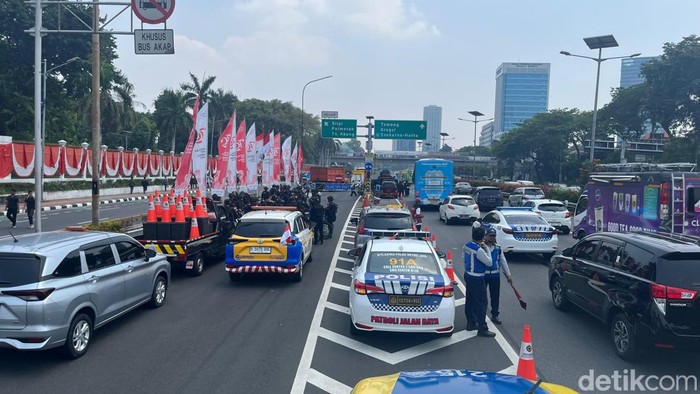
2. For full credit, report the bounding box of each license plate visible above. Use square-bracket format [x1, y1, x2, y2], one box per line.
[389, 295, 421, 307]
[250, 246, 271, 254]
[525, 233, 542, 239]
[549, 221, 561, 226]
[429, 199, 439, 204]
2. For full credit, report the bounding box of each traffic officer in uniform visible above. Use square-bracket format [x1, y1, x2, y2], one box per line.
[463, 226, 496, 337]
[483, 227, 512, 325]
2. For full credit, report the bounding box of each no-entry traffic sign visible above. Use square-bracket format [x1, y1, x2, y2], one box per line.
[131, 0, 176, 24]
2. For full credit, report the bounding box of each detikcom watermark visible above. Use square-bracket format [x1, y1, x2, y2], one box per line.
[579, 369, 697, 392]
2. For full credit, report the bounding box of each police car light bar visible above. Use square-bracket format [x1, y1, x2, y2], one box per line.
[495, 207, 533, 211]
[367, 230, 431, 239]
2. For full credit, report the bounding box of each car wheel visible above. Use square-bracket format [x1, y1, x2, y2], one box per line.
[611, 313, 639, 361]
[148, 275, 167, 308]
[64, 313, 93, 359]
[576, 229, 587, 240]
[190, 254, 204, 277]
[562, 228, 571, 235]
[292, 262, 303, 282]
[551, 276, 571, 311]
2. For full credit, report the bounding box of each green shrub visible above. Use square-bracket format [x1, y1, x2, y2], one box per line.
[87, 220, 126, 233]
[546, 188, 581, 203]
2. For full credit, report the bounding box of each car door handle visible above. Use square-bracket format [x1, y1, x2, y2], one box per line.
[88, 275, 100, 283]
[125, 265, 135, 273]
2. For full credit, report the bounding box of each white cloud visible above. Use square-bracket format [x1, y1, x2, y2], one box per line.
[343, 0, 440, 39]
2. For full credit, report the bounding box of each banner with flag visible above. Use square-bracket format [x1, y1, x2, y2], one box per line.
[192, 102, 209, 195]
[245, 123, 257, 192]
[225, 112, 238, 193]
[211, 111, 235, 196]
[273, 133, 281, 183]
[235, 119, 246, 191]
[282, 136, 292, 185]
[297, 145, 304, 184]
[174, 95, 200, 196]
[291, 143, 298, 185]
[262, 131, 273, 187]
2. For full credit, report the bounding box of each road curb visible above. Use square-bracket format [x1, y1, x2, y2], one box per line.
[29, 195, 148, 213]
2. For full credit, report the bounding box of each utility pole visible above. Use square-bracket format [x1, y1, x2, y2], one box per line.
[32, 0, 43, 232]
[91, 1, 101, 226]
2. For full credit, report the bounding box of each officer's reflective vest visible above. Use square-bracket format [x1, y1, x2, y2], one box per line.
[463, 241, 487, 277]
[485, 245, 502, 277]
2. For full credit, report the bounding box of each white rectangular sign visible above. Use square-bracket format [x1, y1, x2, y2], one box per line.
[321, 111, 338, 119]
[134, 29, 174, 55]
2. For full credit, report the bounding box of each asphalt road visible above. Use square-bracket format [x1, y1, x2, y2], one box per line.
[1, 193, 699, 393]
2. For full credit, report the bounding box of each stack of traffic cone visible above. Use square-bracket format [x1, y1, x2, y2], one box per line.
[183, 195, 191, 218]
[516, 325, 537, 381]
[174, 196, 186, 223]
[445, 251, 457, 285]
[195, 192, 207, 219]
[146, 194, 157, 222]
[154, 190, 162, 219]
[169, 194, 177, 218]
[188, 209, 200, 239]
[161, 197, 172, 222]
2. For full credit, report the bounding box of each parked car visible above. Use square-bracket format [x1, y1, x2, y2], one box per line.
[473, 186, 503, 212]
[474, 207, 558, 260]
[549, 232, 700, 360]
[439, 195, 479, 225]
[523, 199, 571, 234]
[508, 187, 545, 207]
[379, 181, 399, 199]
[453, 182, 473, 195]
[350, 204, 415, 249]
[0, 228, 170, 358]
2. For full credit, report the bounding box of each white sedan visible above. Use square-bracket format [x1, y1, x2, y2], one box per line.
[439, 195, 480, 225]
[475, 207, 558, 261]
[348, 237, 455, 336]
[522, 199, 571, 234]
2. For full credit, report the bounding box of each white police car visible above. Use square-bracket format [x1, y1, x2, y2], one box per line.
[474, 207, 558, 260]
[348, 235, 455, 336]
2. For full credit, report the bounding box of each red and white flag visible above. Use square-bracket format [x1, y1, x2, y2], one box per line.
[174, 95, 200, 196]
[273, 133, 281, 183]
[279, 223, 293, 246]
[245, 123, 257, 192]
[297, 145, 304, 183]
[291, 143, 298, 185]
[262, 131, 273, 187]
[211, 111, 235, 196]
[192, 102, 209, 196]
[235, 119, 246, 191]
[282, 136, 292, 185]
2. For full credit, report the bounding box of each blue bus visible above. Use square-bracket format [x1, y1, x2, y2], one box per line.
[413, 159, 454, 208]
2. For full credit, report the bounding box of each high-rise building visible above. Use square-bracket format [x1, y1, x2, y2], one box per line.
[493, 63, 550, 141]
[392, 139, 416, 151]
[422, 105, 442, 152]
[479, 121, 494, 147]
[620, 56, 658, 88]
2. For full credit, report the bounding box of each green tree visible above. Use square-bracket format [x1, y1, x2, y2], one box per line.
[598, 84, 649, 141]
[153, 89, 191, 152]
[439, 144, 453, 153]
[180, 72, 217, 107]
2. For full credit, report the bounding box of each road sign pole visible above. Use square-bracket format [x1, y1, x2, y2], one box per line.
[366, 116, 374, 195]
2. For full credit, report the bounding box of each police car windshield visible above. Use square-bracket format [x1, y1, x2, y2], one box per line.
[234, 221, 287, 238]
[504, 215, 549, 225]
[367, 251, 440, 275]
[363, 214, 413, 230]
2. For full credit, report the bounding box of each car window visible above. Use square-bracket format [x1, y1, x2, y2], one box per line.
[538, 203, 566, 212]
[523, 201, 535, 208]
[83, 244, 117, 271]
[524, 188, 544, 195]
[54, 250, 83, 278]
[503, 215, 548, 225]
[575, 196, 588, 216]
[573, 239, 599, 260]
[479, 189, 501, 197]
[367, 251, 440, 275]
[0, 253, 43, 287]
[451, 197, 474, 206]
[295, 217, 305, 232]
[363, 213, 413, 230]
[115, 241, 146, 263]
[618, 243, 656, 280]
[594, 241, 622, 267]
[234, 221, 286, 237]
[483, 213, 500, 224]
[442, 198, 450, 204]
[658, 252, 700, 288]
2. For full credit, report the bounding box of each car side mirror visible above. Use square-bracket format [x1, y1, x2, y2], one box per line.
[350, 218, 358, 225]
[145, 248, 157, 260]
[436, 251, 446, 258]
[347, 249, 358, 257]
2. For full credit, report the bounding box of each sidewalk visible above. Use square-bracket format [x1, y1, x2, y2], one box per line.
[10, 192, 150, 214]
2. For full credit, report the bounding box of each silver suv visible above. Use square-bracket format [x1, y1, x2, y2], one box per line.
[350, 205, 415, 249]
[0, 229, 170, 358]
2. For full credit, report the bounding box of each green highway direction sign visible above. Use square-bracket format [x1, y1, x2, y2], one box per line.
[374, 120, 427, 139]
[322, 119, 357, 138]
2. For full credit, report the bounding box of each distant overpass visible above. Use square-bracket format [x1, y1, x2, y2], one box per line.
[329, 151, 498, 173]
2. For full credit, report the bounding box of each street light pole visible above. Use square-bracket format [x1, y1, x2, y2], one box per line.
[560, 34, 640, 162]
[458, 112, 493, 177]
[301, 75, 333, 143]
[122, 130, 132, 151]
[32, 0, 43, 232]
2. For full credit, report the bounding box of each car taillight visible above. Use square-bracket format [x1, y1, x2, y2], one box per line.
[353, 279, 385, 295]
[426, 285, 454, 297]
[650, 283, 698, 315]
[2, 288, 55, 301]
[447, 204, 455, 210]
[565, 211, 571, 218]
[502, 227, 513, 234]
[523, 196, 529, 200]
[535, 210, 542, 215]
[474, 205, 479, 210]
[358, 222, 366, 235]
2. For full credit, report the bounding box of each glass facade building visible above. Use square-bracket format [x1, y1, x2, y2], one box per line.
[422, 105, 442, 152]
[493, 63, 550, 141]
[620, 56, 657, 88]
[479, 121, 494, 147]
[392, 139, 416, 151]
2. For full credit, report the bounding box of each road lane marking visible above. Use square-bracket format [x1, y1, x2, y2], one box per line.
[307, 369, 352, 394]
[330, 282, 350, 292]
[336, 257, 354, 263]
[325, 302, 350, 315]
[341, 240, 353, 245]
[78, 220, 91, 225]
[334, 267, 353, 275]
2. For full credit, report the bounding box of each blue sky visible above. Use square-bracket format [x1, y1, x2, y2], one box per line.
[113, 0, 700, 150]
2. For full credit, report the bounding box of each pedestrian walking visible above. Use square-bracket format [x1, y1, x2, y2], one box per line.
[325, 195, 338, 238]
[4, 190, 19, 228]
[310, 198, 325, 245]
[483, 227, 512, 325]
[141, 177, 149, 193]
[25, 190, 36, 229]
[128, 176, 135, 194]
[350, 182, 358, 197]
[162, 177, 169, 191]
[463, 226, 496, 337]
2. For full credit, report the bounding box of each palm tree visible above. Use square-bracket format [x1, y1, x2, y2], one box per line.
[153, 89, 191, 152]
[207, 88, 239, 153]
[180, 72, 217, 108]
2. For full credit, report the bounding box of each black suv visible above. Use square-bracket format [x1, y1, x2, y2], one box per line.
[549, 232, 700, 360]
[473, 186, 503, 211]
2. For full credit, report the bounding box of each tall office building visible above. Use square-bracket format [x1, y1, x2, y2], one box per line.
[620, 56, 658, 88]
[422, 105, 442, 152]
[479, 121, 494, 147]
[392, 139, 416, 151]
[493, 63, 550, 141]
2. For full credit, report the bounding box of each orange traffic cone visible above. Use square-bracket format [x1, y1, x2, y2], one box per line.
[154, 192, 162, 219]
[195, 194, 207, 219]
[146, 194, 157, 223]
[188, 209, 200, 239]
[432, 233, 437, 249]
[424, 225, 429, 233]
[174, 196, 185, 223]
[169, 195, 177, 218]
[516, 325, 537, 381]
[445, 250, 457, 285]
[183, 195, 191, 218]
[161, 196, 172, 222]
